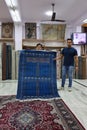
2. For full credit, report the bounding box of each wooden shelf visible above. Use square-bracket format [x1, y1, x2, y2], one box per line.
[22, 39, 66, 50]
[0, 38, 14, 42]
[22, 39, 65, 43]
[23, 45, 65, 50]
[22, 39, 44, 43]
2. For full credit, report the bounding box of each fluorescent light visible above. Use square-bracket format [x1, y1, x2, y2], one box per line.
[15, 10, 21, 22]
[4, 0, 21, 22]
[10, 9, 21, 22]
[83, 19, 87, 23]
[4, 0, 17, 7]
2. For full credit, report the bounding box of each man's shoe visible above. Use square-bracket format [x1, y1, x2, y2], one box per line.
[68, 87, 72, 92]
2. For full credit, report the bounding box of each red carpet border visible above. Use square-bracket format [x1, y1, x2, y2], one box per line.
[0, 95, 86, 130]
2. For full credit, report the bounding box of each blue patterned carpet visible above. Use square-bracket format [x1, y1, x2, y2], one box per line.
[16, 50, 59, 99]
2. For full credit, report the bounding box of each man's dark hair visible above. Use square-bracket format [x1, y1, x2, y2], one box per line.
[36, 43, 43, 47]
[67, 38, 73, 41]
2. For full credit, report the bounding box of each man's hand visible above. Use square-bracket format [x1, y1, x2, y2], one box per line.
[53, 57, 58, 60]
[53, 54, 63, 61]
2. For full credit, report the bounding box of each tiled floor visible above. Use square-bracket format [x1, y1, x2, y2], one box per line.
[58, 79, 87, 130]
[0, 79, 87, 129]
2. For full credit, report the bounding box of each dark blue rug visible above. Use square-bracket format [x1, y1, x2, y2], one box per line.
[16, 50, 59, 99]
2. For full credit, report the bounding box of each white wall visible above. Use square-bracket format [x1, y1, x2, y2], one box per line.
[65, 25, 76, 39]
[15, 23, 22, 50]
[65, 25, 82, 39]
[0, 22, 1, 38]
[36, 22, 42, 39]
[76, 26, 82, 32]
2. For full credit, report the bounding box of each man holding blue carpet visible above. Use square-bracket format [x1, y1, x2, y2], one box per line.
[54, 38, 78, 91]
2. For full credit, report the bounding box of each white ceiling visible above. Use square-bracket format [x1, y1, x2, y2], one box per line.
[0, 0, 87, 26]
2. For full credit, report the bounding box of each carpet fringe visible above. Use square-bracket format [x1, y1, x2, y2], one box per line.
[16, 97, 61, 102]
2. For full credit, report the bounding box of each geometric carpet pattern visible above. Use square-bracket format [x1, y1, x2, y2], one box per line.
[0, 95, 86, 130]
[16, 50, 59, 99]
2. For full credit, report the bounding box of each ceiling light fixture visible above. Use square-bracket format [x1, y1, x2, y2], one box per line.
[4, 0, 21, 22]
[83, 19, 87, 23]
[4, 0, 17, 8]
[45, 11, 52, 16]
[10, 9, 21, 22]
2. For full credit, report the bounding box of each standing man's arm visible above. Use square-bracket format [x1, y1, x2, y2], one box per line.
[74, 55, 78, 72]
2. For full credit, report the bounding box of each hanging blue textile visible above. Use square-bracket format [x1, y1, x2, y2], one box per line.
[16, 50, 59, 99]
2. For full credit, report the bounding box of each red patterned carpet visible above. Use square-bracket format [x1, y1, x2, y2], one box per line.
[0, 95, 86, 130]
